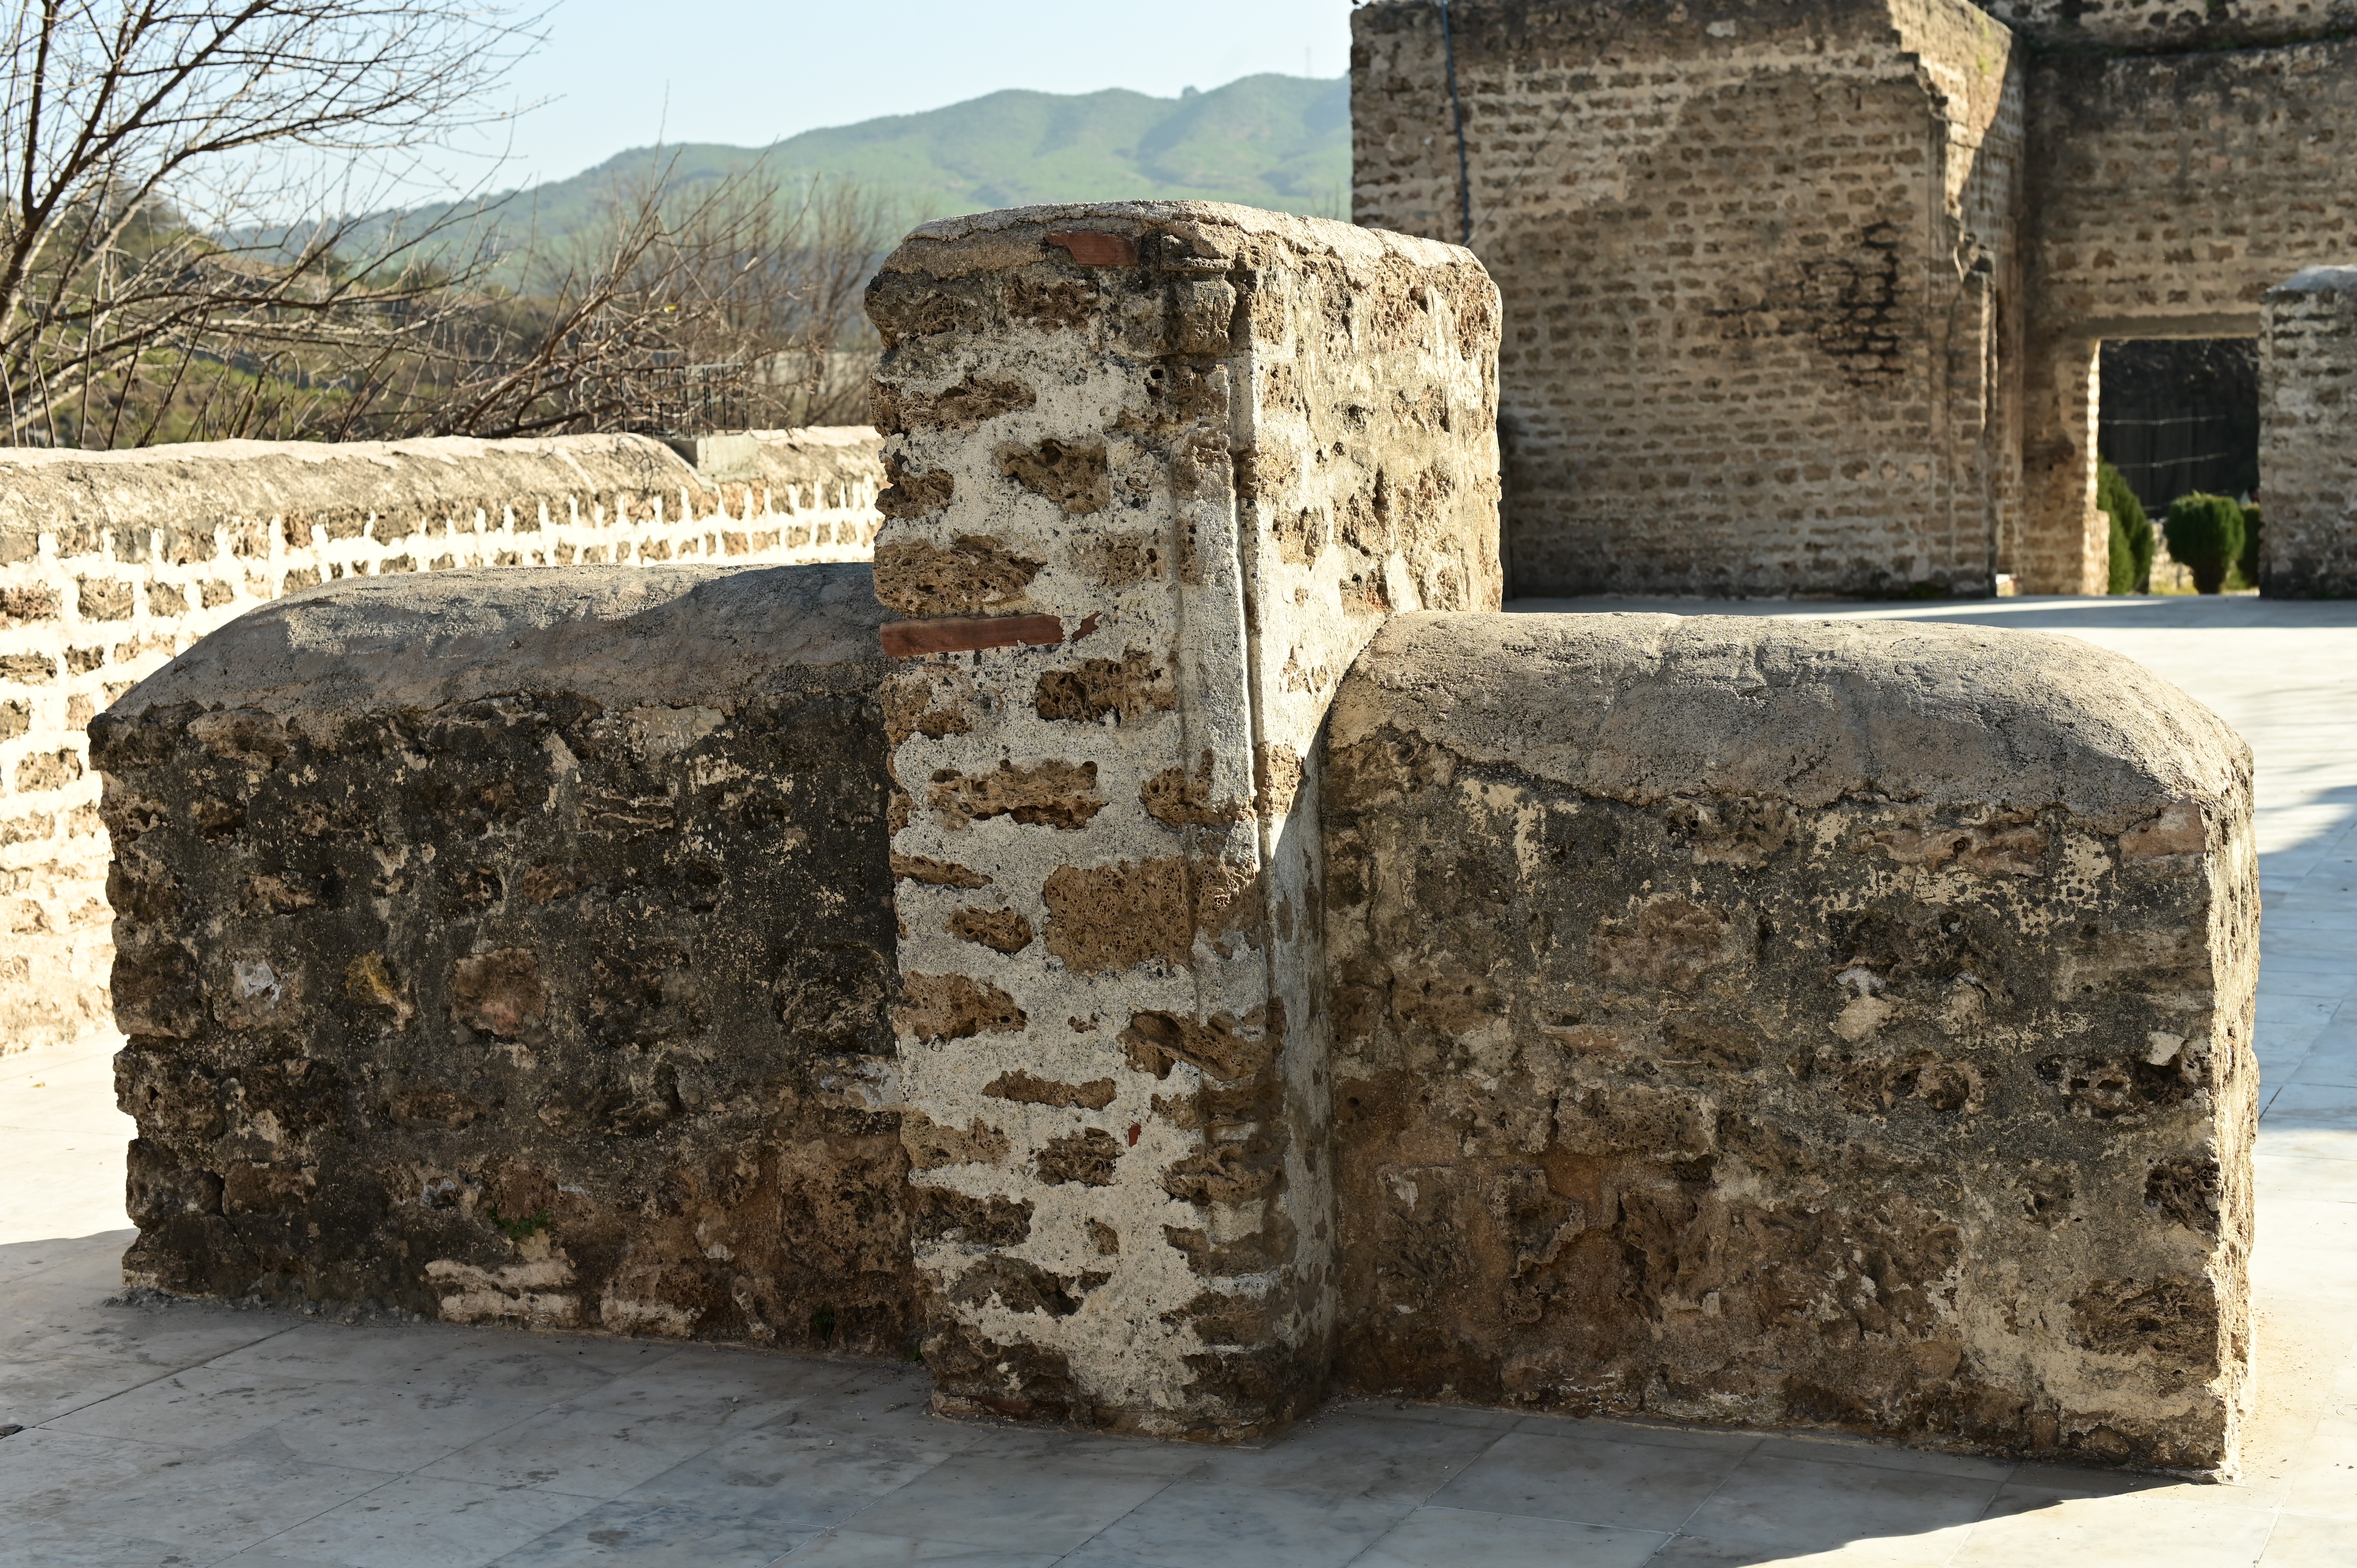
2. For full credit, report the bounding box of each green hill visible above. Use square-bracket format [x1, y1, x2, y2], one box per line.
[424, 73, 1349, 254]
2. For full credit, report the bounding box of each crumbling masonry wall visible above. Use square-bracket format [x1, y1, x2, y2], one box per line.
[2261, 268, 2357, 598]
[1352, 0, 2025, 597]
[101, 199, 2264, 1470]
[866, 201, 1498, 1437]
[2, 429, 883, 1056]
[1350, 1, 2357, 597]
[1322, 613, 2257, 1469]
[92, 565, 913, 1347]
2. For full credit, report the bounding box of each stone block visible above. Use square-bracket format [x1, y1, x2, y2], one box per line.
[90, 564, 913, 1349]
[1322, 612, 2257, 1471]
[867, 200, 1499, 1437]
[2261, 267, 2357, 599]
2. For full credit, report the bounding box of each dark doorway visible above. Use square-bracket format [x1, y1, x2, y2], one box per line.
[2097, 339, 2260, 514]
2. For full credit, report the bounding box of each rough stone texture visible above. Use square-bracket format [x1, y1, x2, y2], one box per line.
[1322, 612, 2258, 1470]
[868, 200, 1499, 1439]
[1351, 2, 2357, 598]
[2261, 268, 2357, 599]
[0, 429, 883, 1058]
[89, 564, 915, 1351]
[1353, 0, 2025, 598]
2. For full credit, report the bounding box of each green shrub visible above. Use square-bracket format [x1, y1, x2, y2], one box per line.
[2107, 508, 2136, 595]
[2097, 460, 2152, 594]
[2164, 492, 2246, 595]
[2233, 503, 2263, 590]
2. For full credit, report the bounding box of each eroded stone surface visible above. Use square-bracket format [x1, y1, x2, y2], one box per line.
[91, 564, 914, 1351]
[1321, 612, 2258, 1471]
[869, 200, 1499, 1438]
[2261, 269, 2357, 599]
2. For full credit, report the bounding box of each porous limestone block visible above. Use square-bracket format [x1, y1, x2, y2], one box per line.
[2261, 267, 2357, 599]
[1323, 613, 2257, 1471]
[865, 201, 1500, 1438]
[91, 564, 913, 1350]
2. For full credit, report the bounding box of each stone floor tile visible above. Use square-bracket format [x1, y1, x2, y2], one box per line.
[814, 1453, 1173, 1554]
[616, 1421, 952, 1530]
[1947, 1484, 2279, 1565]
[1746, 1434, 2014, 1481]
[209, 1320, 677, 1394]
[2275, 1416, 2357, 1522]
[1677, 1453, 2000, 1554]
[1512, 1413, 1766, 1457]
[0, 1285, 297, 1368]
[0, 1427, 195, 1522]
[487, 1500, 818, 1567]
[41, 1364, 340, 1450]
[0, 1515, 212, 1568]
[0, 1351, 180, 1429]
[412, 1373, 801, 1499]
[1421, 1427, 1747, 1532]
[1332, 1396, 1525, 1431]
[1348, 1505, 1668, 1568]
[0, 1230, 127, 1290]
[2269, 1084, 2357, 1127]
[771, 1531, 1060, 1566]
[1054, 1477, 1413, 1567]
[254, 1474, 608, 1568]
[2259, 1510, 2357, 1565]
[1190, 1409, 1503, 1502]
[34, 1444, 397, 1558]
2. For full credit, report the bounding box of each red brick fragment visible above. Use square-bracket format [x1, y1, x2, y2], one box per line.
[882, 614, 1065, 657]
[1046, 231, 1138, 267]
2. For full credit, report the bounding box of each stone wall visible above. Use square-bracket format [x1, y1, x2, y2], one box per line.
[1350, 1, 2357, 597]
[0, 429, 883, 1056]
[90, 565, 912, 1348]
[1352, 0, 2025, 598]
[2261, 268, 2357, 598]
[2017, 40, 2357, 593]
[865, 200, 1498, 1438]
[1322, 611, 2257, 1469]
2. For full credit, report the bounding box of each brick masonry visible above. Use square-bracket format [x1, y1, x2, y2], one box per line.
[1351, 1, 2357, 598]
[0, 429, 883, 1057]
[2261, 268, 2357, 598]
[865, 200, 1498, 1438]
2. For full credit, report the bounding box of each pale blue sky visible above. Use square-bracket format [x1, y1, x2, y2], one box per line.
[477, 0, 1360, 186]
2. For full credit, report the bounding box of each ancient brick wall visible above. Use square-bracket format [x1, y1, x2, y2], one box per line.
[2260, 268, 2357, 597]
[1352, 0, 2024, 598]
[1322, 612, 2258, 1469]
[91, 564, 912, 1347]
[865, 201, 1498, 1438]
[0, 429, 882, 1057]
[1977, 0, 2357, 49]
[2015, 41, 2357, 593]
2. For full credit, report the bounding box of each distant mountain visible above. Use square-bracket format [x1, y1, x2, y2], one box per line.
[406, 73, 1350, 259]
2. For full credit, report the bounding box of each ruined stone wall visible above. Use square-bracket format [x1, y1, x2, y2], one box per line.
[1975, 0, 2357, 49]
[1, 429, 882, 1056]
[1351, 0, 2024, 598]
[90, 564, 912, 1348]
[2015, 41, 2357, 593]
[866, 201, 1498, 1438]
[2260, 268, 2357, 598]
[1322, 612, 2258, 1469]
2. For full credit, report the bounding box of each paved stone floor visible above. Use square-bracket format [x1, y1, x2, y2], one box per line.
[3, 593, 2354, 1567]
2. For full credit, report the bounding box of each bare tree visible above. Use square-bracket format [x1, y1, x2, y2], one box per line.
[373, 160, 894, 441]
[0, 0, 534, 447]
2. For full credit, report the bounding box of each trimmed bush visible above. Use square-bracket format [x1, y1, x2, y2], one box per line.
[2164, 493, 2246, 595]
[2235, 503, 2263, 591]
[2098, 460, 2152, 594]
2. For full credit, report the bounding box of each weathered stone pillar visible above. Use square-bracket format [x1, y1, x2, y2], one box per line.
[866, 202, 1499, 1438]
[2260, 267, 2357, 598]
[2015, 334, 2105, 595]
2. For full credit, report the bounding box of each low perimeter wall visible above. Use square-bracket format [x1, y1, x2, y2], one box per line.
[93, 200, 2261, 1471]
[1, 428, 884, 1055]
